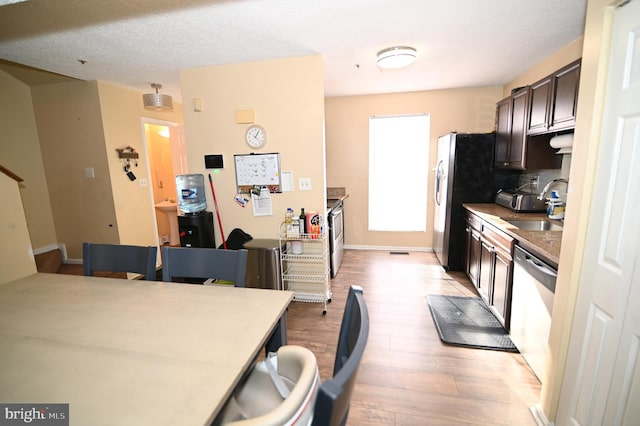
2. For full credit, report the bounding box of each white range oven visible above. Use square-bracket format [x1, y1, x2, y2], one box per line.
[327, 199, 344, 278]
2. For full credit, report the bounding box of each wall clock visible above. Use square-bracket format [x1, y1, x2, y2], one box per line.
[245, 124, 267, 149]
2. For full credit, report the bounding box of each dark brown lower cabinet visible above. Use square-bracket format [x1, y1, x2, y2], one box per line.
[464, 210, 514, 329]
[479, 237, 493, 304]
[464, 212, 482, 289]
[491, 246, 513, 328]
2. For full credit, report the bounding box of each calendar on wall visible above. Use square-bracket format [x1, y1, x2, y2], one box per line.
[234, 153, 282, 193]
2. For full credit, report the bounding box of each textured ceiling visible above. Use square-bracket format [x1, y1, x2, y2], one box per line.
[0, 0, 587, 102]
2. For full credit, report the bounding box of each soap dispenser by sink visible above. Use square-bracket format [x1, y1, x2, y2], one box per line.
[546, 190, 565, 220]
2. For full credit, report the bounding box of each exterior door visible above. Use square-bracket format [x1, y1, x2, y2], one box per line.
[557, 1, 640, 424]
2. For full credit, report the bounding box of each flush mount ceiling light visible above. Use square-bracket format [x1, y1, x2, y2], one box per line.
[0, 0, 29, 6]
[143, 83, 173, 111]
[376, 46, 417, 70]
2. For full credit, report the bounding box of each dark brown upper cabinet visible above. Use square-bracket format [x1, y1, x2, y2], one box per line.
[527, 59, 581, 135]
[495, 97, 511, 168]
[495, 87, 529, 170]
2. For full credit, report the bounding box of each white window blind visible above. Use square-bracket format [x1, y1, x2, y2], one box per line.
[368, 114, 430, 232]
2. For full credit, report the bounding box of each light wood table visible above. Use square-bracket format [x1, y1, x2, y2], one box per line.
[0, 273, 292, 425]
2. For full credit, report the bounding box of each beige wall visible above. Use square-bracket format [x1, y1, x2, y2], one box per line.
[0, 70, 57, 250]
[96, 81, 184, 248]
[28, 80, 184, 259]
[31, 80, 119, 259]
[0, 171, 37, 283]
[180, 56, 326, 241]
[504, 38, 584, 97]
[325, 87, 502, 249]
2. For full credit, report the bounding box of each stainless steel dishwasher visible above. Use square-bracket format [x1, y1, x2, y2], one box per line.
[510, 245, 557, 382]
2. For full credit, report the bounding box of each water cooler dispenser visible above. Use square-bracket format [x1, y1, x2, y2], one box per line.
[178, 212, 215, 248]
[176, 174, 215, 248]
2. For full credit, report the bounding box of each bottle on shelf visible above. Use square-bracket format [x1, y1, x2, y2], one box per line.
[299, 208, 306, 236]
[285, 208, 300, 238]
[291, 215, 300, 238]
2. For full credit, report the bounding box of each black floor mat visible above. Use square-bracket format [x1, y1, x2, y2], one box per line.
[426, 295, 518, 352]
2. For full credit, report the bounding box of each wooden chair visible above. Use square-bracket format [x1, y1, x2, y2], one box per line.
[160, 246, 248, 287]
[82, 242, 157, 281]
[311, 285, 369, 426]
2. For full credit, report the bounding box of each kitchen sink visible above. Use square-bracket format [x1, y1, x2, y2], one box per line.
[505, 219, 563, 232]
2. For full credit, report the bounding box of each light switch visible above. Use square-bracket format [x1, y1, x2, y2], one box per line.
[84, 167, 95, 178]
[139, 178, 148, 187]
[299, 177, 312, 191]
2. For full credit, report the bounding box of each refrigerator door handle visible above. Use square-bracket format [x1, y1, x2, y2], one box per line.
[434, 159, 444, 205]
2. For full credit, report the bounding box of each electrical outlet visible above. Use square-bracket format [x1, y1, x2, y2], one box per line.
[530, 176, 539, 189]
[139, 178, 148, 187]
[299, 177, 312, 191]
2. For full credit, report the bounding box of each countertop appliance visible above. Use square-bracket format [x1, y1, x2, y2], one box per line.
[433, 133, 496, 270]
[327, 199, 344, 278]
[495, 190, 546, 212]
[510, 245, 557, 382]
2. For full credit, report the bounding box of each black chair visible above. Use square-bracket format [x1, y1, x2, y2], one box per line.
[312, 285, 369, 426]
[161, 246, 248, 287]
[82, 242, 157, 281]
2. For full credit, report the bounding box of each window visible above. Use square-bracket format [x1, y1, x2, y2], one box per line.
[368, 114, 430, 232]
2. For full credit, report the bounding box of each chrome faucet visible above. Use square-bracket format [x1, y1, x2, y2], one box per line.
[538, 178, 569, 200]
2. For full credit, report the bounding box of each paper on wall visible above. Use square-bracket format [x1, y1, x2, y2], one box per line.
[251, 187, 272, 216]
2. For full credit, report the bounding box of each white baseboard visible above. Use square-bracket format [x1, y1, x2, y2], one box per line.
[32, 243, 68, 262]
[343, 244, 434, 253]
[32, 244, 61, 255]
[530, 404, 554, 426]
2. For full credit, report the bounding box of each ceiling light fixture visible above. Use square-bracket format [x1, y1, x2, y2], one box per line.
[143, 83, 173, 111]
[376, 46, 417, 70]
[0, 0, 29, 6]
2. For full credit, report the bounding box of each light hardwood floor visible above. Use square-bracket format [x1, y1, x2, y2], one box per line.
[286, 249, 541, 426]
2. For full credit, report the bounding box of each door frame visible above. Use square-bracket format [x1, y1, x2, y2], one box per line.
[140, 117, 180, 254]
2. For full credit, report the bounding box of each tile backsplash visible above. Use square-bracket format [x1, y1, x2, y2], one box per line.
[492, 153, 571, 201]
[519, 154, 571, 199]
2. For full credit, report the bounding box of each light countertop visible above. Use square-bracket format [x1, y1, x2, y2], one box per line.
[0, 273, 292, 425]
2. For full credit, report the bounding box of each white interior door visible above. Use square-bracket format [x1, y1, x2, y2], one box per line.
[557, 1, 640, 424]
[170, 126, 188, 176]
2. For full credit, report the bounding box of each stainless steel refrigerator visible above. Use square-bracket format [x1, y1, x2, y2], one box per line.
[433, 132, 496, 270]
